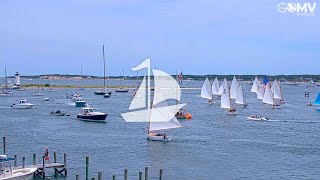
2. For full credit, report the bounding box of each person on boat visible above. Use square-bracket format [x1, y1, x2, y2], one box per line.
[44, 148, 50, 163]
[163, 133, 167, 140]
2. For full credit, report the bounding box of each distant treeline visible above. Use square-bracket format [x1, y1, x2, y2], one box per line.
[9, 74, 320, 82]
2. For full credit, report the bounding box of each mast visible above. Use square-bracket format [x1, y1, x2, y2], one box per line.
[103, 45, 106, 93]
[4, 66, 7, 92]
[80, 64, 83, 88]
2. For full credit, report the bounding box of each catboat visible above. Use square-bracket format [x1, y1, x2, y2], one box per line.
[77, 107, 107, 122]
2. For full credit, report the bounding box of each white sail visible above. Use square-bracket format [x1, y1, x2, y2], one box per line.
[152, 69, 181, 106]
[235, 85, 244, 105]
[272, 79, 282, 100]
[230, 76, 239, 99]
[257, 84, 264, 100]
[220, 82, 231, 109]
[129, 76, 146, 110]
[251, 76, 259, 93]
[201, 78, 212, 100]
[212, 77, 219, 95]
[263, 85, 274, 105]
[218, 78, 228, 95]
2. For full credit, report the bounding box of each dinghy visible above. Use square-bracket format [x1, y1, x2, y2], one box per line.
[220, 78, 237, 115]
[230, 76, 239, 99]
[272, 79, 285, 104]
[235, 85, 248, 108]
[201, 78, 213, 103]
[246, 115, 268, 121]
[211, 77, 220, 96]
[263, 84, 281, 109]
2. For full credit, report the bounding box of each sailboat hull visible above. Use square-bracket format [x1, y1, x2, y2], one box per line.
[94, 91, 112, 95]
[115, 89, 129, 92]
[147, 133, 172, 142]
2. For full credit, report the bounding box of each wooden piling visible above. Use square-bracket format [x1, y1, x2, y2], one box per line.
[13, 155, 17, 167]
[76, 175, 79, 180]
[2, 137, 6, 154]
[86, 156, 89, 180]
[124, 169, 128, 180]
[33, 154, 36, 165]
[159, 169, 163, 180]
[145, 167, 148, 180]
[42, 156, 46, 179]
[139, 172, 143, 180]
[112, 175, 116, 180]
[92, 178, 95, 180]
[97, 172, 102, 180]
[22, 157, 25, 168]
[64, 153, 67, 176]
[54, 152, 57, 163]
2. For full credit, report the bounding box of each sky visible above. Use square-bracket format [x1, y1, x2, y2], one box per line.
[0, 0, 319, 76]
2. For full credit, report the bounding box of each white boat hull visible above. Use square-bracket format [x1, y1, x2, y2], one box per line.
[147, 133, 172, 142]
[247, 117, 268, 121]
[11, 104, 33, 109]
[1, 167, 37, 180]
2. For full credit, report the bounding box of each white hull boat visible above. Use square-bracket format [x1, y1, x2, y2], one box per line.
[247, 116, 268, 121]
[1, 155, 37, 180]
[11, 100, 34, 109]
[147, 133, 171, 142]
[1, 167, 37, 180]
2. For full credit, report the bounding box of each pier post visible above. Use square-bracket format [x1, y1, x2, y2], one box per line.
[2, 137, 6, 154]
[92, 178, 95, 180]
[42, 156, 46, 179]
[86, 156, 89, 180]
[64, 153, 67, 176]
[54, 152, 57, 163]
[97, 172, 102, 180]
[22, 157, 25, 168]
[159, 169, 163, 180]
[33, 154, 37, 165]
[76, 175, 79, 180]
[139, 172, 142, 180]
[124, 169, 128, 180]
[13, 155, 17, 167]
[112, 175, 116, 180]
[145, 167, 148, 180]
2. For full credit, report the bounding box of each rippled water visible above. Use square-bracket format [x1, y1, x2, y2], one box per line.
[0, 80, 319, 179]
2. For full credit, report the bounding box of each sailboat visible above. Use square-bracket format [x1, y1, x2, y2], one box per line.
[33, 78, 43, 96]
[48, 78, 53, 92]
[256, 84, 264, 100]
[115, 68, 129, 92]
[200, 77, 213, 103]
[212, 77, 220, 96]
[220, 78, 237, 115]
[78, 64, 85, 90]
[0, 67, 13, 97]
[272, 79, 285, 103]
[314, 93, 320, 108]
[235, 85, 248, 108]
[121, 59, 185, 142]
[94, 45, 112, 97]
[251, 76, 260, 93]
[263, 84, 281, 109]
[230, 76, 239, 99]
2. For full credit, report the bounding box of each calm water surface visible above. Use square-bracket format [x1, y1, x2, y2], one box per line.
[0, 80, 319, 179]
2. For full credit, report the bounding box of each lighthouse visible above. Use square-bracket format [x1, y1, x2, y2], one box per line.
[14, 72, 21, 86]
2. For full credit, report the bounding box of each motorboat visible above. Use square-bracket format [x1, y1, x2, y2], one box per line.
[226, 108, 238, 116]
[175, 109, 192, 120]
[77, 107, 107, 122]
[42, 97, 50, 101]
[247, 115, 268, 121]
[11, 99, 34, 109]
[75, 99, 87, 107]
[0, 155, 37, 180]
[115, 88, 129, 93]
[50, 110, 67, 116]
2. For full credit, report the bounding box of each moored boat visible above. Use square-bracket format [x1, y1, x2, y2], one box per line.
[50, 110, 67, 116]
[75, 99, 87, 107]
[0, 155, 37, 180]
[77, 107, 107, 122]
[246, 115, 268, 121]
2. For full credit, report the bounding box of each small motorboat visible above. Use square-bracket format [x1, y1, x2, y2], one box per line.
[43, 97, 50, 101]
[115, 88, 129, 93]
[175, 109, 192, 120]
[75, 99, 87, 107]
[33, 92, 43, 96]
[50, 110, 67, 116]
[77, 107, 108, 122]
[11, 99, 34, 109]
[226, 108, 238, 116]
[247, 115, 268, 121]
[0, 155, 37, 180]
[94, 89, 112, 95]
[147, 133, 171, 142]
[103, 93, 111, 98]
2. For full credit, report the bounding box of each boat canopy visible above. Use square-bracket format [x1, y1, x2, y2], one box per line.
[0, 155, 15, 163]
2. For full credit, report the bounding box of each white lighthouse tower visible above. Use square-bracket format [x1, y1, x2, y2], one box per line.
[14, 72, 21, 87]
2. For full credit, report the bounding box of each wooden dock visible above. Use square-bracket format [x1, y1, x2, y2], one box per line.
[33, 153, 67, 178]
